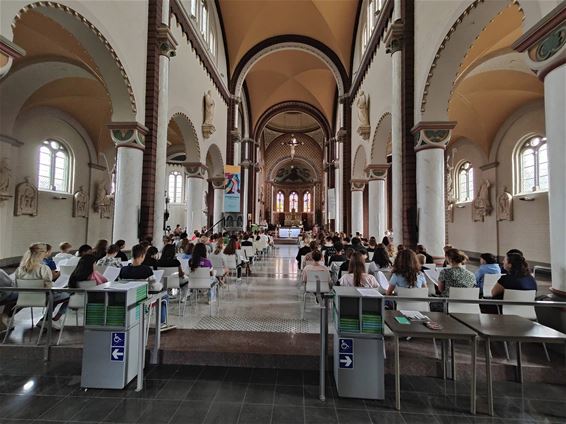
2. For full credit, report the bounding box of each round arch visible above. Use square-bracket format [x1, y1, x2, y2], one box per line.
[268, 157, 321, 183]
[419, 0, 523, 121]
[206, 143, 224, 178]
[371, 112, 392, 164]
[230, 35, 349, 100]
[169, 112, 200, 162]
[254, 101, 331, 141]
[13, 2, 138, 121]
[352, 145, 368, 179]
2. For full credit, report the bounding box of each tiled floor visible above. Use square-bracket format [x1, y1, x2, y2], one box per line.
[0, 360, 564, 424]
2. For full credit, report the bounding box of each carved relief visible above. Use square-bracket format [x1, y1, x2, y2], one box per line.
[73, 186, 89, 218]
[497, 187, 513, 221]
[356, 91, 370, 140]
[14, 177, 38, 216]
[202, 90, 216, 138]
[0, 157, 12, 202]
[472, 179, 492, 222]
[94, 182, 113, 219]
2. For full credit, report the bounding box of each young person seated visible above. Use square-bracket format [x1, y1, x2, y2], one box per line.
[500, 248, 523, 275]
[97, 244, 124, 268]
[475, 253, 501, 296]
[372, 245, 392, 270]
[62, 244, 92, 267]
[142, 246, 159, 269]
[327, 242, 346, 266]
[386, 249, 427, 295]
[119, 244, 156, 282]
[303, 241, 320, 266]
[69, 254, 108, 287]
[92, 239, 109, 261]
[16, 243, 69, 330]
[42, 244, 60, 280]
[296, 242, 313, 269]
[441, 244, 454, 267]
[338, 247, 355, 279]
[366, 237, 378, 254]
[438, 249, 475, 296]
[491, 253, 536, 299]
[339, 252, 379, 288]
[157, 244, 184, 278]
[415, 245, 434, 264]
[188, 243, 216, 302]
[53, 242, 74, 265]
[0, 269, 17, 331]
[114, 239, 129, 262]
[416, 253, 431, 272]
[301, 250, 329, 283]
[223, 238, 243, 279]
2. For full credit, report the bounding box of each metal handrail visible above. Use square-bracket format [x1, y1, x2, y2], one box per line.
[202, 217, 225, 235]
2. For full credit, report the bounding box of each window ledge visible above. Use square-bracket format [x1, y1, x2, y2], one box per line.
[455, 201, 472, 207]
[39, 189, 72, 197]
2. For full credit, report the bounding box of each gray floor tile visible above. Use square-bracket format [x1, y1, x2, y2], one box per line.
[244, 384, 275, 405]
[169, 400, 211, 424]
[304, 406, 338, 424]
[155, 379, 194, 400]
[275, 385, 303, 406]
[272, 405, 305, 424]
[237, 404, 272, 424]
[203, 401, 242, 424]
[216, 382, 248, 403]
[68, 397, 122, 422]
[336, 408, 373, 424]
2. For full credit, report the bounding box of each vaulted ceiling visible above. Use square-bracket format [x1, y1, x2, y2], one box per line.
[218, 0, 359, 129]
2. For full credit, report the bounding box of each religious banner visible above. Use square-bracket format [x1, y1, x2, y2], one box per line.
[224, 164, 241, 212]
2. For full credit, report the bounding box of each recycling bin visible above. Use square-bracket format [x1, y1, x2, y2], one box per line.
[81, 281, 148, 389]
[333, 286, 385, 399]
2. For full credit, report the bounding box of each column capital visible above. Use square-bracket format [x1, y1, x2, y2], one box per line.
[385, 19, 404, 55]
[209, 176, 225, 189]
[336, 127, 348, 143]
[411, 121, 456, 152]
[108, 122, 148, 150]
[351, 179, 367, 191]
[365, 164, 390, 180]
[0, 35, 25, 79]
[512, 2, 566, 81]
[230, 128, 242, 142]
[184, 162, 207, 178]
[156, 24, 178, 58]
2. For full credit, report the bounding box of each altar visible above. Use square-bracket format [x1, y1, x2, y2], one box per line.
[278, 227, 301, 238]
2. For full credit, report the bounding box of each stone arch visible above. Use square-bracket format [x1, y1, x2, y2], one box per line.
[371, 112, 391, 164]
[352, 145, 368, 179]
[13, 2, 138, 121]
[169, 112, 200, 162]
[419, 0, 524, 121]
[254, 101, 331, 141]
[269, 157, 320, 183]
[206, 143, 224, 178]
[231, 35, 349, 99]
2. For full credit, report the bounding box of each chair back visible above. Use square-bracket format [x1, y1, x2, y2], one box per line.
[376, 271, 389, 291]
[187, 267, 213, 289]
[178, 258, 189, 273]
[243, 246, 255, 260]
[59, 265, 76, 276]
[305, 270, 331, 293]
[94, 265, 107, 275]
[209, 254, 224, 271]
[15, 279, 46, 308]
[448, 287, 480, 314]
[157, 267, 180, 289]
[364, 262, 370, 273]
[223, 254, 238, 270]
[69, 280, 97, 309]
[503, 289, 537, 320]
[483, 273, 501, 296]
[395, 287, 429, 312]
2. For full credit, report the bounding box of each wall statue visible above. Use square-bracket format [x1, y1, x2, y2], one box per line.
[356, 91, 371, 140]
[202, 90, 216, 138]
[94, 182, 113, 219]
[445, 151, 455, 223]
[0, 157, 12, 203]
[472, 179, 492, 222]
[497, 186, 513, 221]
[73, 186, 89, 218]
[14, 177, 38, 216]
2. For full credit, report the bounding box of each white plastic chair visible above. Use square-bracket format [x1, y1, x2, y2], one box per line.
[243, 246, 255, 264]
[157, 267, 184, 315]
[394, 287, 430, 312]
[303, 271, 331, 319]
[187, 268, 217, 316]
[448, 287, 480, 314]
[483, 273, 501, 297]
[59, 265, 76, 276]
[57, 280, 97, 345]
[3, 279, 46, 345]
[223, 254, 240, 286]
[502, 289, 550, 361]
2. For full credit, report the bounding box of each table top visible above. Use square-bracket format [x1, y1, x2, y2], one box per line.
[451, 313, 566, 342]
[384, 311, 476, 339]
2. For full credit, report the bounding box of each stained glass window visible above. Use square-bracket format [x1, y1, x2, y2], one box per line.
[289, 192, 298, 212]
[303, 191, 311, 213]
[276, 191, 284, 212]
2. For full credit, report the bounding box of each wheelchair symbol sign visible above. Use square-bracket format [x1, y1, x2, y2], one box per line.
[339, 338, 353, 354]
[111, 332, 125, 347]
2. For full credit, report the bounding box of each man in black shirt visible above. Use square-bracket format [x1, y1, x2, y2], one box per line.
[119, 244, 153, 280]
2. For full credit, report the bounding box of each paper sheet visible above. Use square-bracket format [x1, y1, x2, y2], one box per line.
[356, 288, 382, 297]
[103, 266, 121, 283]
[376, 271, 390, 290]
[153, 269, 164, 283]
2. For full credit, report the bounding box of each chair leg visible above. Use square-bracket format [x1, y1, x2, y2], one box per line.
[433, 338, 439, 359]
[3, 313, 16, 344]
[504, 341, 510, 361]
[542, 342, 551, 362]
[30, 308, 34, 329]
[36, 314, 47, 345]
[57, 313, 68, 345]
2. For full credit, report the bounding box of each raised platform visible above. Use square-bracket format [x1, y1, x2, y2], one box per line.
[274, 238, 299, 245]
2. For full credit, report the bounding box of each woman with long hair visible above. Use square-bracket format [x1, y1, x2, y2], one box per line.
[491, 252, 536, 299]
[189, 242, 212, 272]
[372, 245, 392, 270]
[15, 243, 70, 329]
[339, 252, 379, 288]
[223, 238, 243, 279]
[92, 239, 109, 261]
[386, 249, 426, 295]
[69, 254, 107, 288]
[158, 244, 184, 278]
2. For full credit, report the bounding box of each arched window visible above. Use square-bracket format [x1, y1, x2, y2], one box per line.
[289, 192, 298, 212]
[456, 161, 474, 203]
[303, 191, 312, 213]
[209, 23, 216, 57]
[518, 136, 548, 193]
[38, 140, 71, 193]
[189, 0, 197, 17]
[276, 191, 284, 212]
[168, 171, 184, 203]
[200, 0, 208, 37]
[361, 23, 368, 54]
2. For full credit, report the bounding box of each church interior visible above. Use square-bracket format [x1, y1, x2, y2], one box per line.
[0, 0, 565, 422]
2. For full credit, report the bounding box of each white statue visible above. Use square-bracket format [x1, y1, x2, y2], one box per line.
[497, 186, 513, 221]
[73, 186, 89, 218]
[204, 90, 215, 126]
[356, 91, 370, 126]
[472, 179, 492, 222]
[0, 157, 10, 194]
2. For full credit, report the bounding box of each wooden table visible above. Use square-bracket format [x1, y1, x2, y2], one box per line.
[384, 311, 478, 414]
[451, 313, 566, 416]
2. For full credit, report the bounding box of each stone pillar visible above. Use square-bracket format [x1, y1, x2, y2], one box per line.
[210, 177, 225, 229]
[513, 4, 566, 295]
[412, 122, 456, 258]
[366, 164, 390, 239]
[109, 123, 148, 247]
[351, 180, 366, 236]
[152, 24, 177, 247]
[184, 162, 207, 233]
[385, 16, 404, 244]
